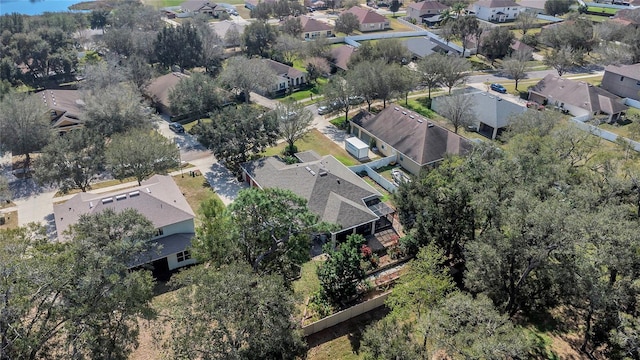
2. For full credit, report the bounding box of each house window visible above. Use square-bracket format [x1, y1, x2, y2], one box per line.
[177, 251, 191, 262]
[279, 82, 285, 90]
[155, 228, 164, 237]
[637, 81, 640, 86]
[621, 76, 625, 81]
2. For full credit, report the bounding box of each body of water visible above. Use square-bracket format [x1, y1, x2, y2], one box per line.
[0, 0, 93, 16]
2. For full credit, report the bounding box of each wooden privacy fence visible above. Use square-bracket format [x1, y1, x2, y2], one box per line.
[302, 291, 391, 336]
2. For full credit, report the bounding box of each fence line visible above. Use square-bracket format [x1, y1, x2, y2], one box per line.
[536, 14, 565, 22]
[570, 118, 640, 152]
[625, 98, 640, 109]
[585, 2, 630, 9]
[349, 156, 398, 193]
[302, 291, 391, 336]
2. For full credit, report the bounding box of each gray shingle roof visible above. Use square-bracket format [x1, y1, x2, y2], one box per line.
[351, 104, 474, 166]
[403, 37, 447, 58]
[451, 88, 527, 129]
[473, 0, 520, 8]
[530, 74, 628, 115]
[54, 175, 195, 239]
[604, 63, 640, 81]
[241, 155, 381, 230]
[263, 59, 306, 79]
[145, 72, 189, 109]
[330, 45, 357, 71]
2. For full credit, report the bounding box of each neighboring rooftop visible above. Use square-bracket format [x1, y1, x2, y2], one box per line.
[241, 154, 382, 230]
[145, 72, 189, 109]
[604, 63, 640, 80]
[264, 58, 306, 78]
[299, 15, 333, 32]
[34, 89, 84, 129]
[472, 0, 520, 7]
[343, 6, 387, 24]
[404, 37, 447, 58]
[407, 1, 448, 12]
[210, 20, 246, 39]
[54, 175, 195, 239]
[330, 44, 357, 71]
[181, 0, 219, 11]
[530, 74, 628, 115]
[351, 104, 474, 166]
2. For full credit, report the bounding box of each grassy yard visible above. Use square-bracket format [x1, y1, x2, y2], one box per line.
[263, 129, 359, 166]
[294, 259, 323, 322]
[54, 177, 139, 198]
[587, 6, 618, 15]
[385, 16, 415, 32]
[404, 97, 436, 118]
[0, 210, 18, 230]
[172, 174, 223, 217]
[142, 0, 185, 8]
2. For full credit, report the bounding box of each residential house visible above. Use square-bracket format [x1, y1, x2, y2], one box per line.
[330, 44, 357, 71]
[342, 6, 390, 32]
[518, 0, 546, 14]
[528, 74, 628, 122]
[610, 8, 640, 29]
[145, 72, 189, 118]
[470, 0, 523, 22]
[241, 151, 394, 242]
[264, 59, 308, 95]
[349, 104, 474, 176]
[34, 89, 84, 134]
[299, 15, 334, 40]
[53, 175, 197, 275]
[181, 0, 227, 17]
[210, 20, 246, 44]
[406, 1, 449, 24]
[403, 37, 454, 59]
[433, 88, 527, 139]
[601, 63, 640, 101]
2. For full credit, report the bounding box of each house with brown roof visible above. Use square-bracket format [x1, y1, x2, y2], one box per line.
[342, 6, 390, 32]
[34, 89, 85, 134]
[53, 175, 197, 274]
[181, 0, 227, 17]
[528, 74, 628, 122]
[299, 15, 334, 40]
[601, 63, 640, 101]
[610, 9, 640, 29]
[407, 1, 449, 24]
[241, 151, 394, 242]
[330, 44, 357, 71]
[264, 59, 308, 95]
[145, 72, 189, 117]
[470, 0, 523, 22]
[211, 20, 246, 43]
[244, 0, 276, 10]
[349, 104, 474, 176]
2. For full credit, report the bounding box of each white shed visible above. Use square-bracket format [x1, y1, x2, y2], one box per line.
[345, 137, 369, 161]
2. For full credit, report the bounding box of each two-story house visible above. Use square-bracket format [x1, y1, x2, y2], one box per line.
[342, 6, 390, 32]
[53, 175, 197, 276]
[470, 0, 523, 22]
[601, 63, 640, 102]
[406, 1, 449, 24]
[264, 59, 308, 95]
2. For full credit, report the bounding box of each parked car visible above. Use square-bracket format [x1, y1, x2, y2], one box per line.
[169, 122, 185, 133]
[348, 96, 365, 105]
[490, 83, 507, 94]
[317, 105, 331, 115]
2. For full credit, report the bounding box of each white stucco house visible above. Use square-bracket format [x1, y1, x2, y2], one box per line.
[470, 0, 523, 22]
[53, 175, 197, 276]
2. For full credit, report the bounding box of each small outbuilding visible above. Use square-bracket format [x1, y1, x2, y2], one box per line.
[345, 137, 369, 161]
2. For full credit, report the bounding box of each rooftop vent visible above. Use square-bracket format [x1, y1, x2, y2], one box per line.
[394, 107, 399, 111]
[427, 122, 435, 128]
[319, 170, 328, 176]
[101, 197, 113, 204]
[409, 115, 415, 119]
[402, 111, 407, 115]
[146, 188, 151, 193]
[89, 201, 94, 208]
[310, 170, 316, 176]
[497, 98, 502, 101]
[417, 119, 424, 123]
[129, 191, 140, 197]
[115, 194, 127, 201]
[305, 166, 311, 171]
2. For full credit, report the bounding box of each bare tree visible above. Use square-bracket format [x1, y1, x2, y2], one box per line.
[416, 53, 446, 99]
[273, 102, 314, 154]
[0, 93, 50, 170]
[516, 11, 537, 36]
[218, 56, 278, 104]
[274, 35, 305, 64]
[544, 45, 574, 76]
[0, 175, 11, 203]
[501, 49, 531, 90]
[438, 56, 471, 94]
[435, 93, 476, 134]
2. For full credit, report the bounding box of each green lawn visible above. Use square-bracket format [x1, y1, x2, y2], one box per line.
[587, 6, 618, 15]
[404, 97, 436, 118]
[262, 129, 359, 166]
[173, 174, 224, 218]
